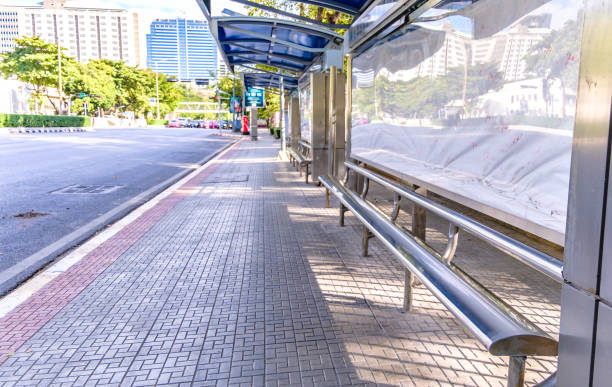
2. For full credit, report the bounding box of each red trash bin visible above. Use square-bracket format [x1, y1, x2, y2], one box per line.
[242, 115, 249, 135]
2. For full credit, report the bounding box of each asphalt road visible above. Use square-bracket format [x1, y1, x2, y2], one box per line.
[0, 128, 233, 294]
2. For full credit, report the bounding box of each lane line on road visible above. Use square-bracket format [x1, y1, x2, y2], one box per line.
[0, 138, 237, 296]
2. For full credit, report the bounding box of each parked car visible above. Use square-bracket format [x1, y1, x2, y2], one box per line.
[219, 120, 230, 129]
[208, 120, 219, 129]
[356, 117, 370, 125]
[178, 118, 189, 127]
[194, 120, 205, 128]
[168, 119, 181, 128]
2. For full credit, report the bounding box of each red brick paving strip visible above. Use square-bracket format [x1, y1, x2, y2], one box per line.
[0, 142, 240, 365]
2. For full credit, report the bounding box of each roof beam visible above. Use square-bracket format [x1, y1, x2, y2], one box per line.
[227, 42, 312, 65]
[229, 0, 350, 29]
[237, 66, 299, 79]
[220, 24, 327, 53]
[229, 54, 305, 72]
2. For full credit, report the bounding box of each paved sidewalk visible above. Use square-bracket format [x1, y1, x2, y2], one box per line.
[0, 133, 560, 386]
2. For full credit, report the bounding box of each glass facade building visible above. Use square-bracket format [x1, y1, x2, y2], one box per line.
[146, 18, 217, 82]
[0, 11, 18, 53]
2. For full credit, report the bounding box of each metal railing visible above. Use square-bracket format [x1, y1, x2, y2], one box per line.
[320, 174, 558, 387]
[345, 161, 563, 282]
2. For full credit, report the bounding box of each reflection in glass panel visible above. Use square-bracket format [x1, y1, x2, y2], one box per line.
[351, 0, 584, 244]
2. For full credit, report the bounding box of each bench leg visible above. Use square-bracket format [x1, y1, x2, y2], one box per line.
[507, 356, 526, 387]
[412, 195, 427, 287]
[339, 204, 346, 226]
[305, 164, 309, 184]
[362, 226, 372, 256]
[299, 164, 303, 176]
[402, 270, 415, 312]
[325, 189, 330, 208]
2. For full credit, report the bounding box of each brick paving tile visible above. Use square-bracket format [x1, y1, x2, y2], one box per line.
[0, 133, 560, 386]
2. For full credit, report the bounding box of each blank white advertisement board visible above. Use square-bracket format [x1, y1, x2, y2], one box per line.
[351, 0, 584, 245]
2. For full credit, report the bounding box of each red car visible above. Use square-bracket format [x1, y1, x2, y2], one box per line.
[208, 120, 219, 129]
[167, 119, 181, 128]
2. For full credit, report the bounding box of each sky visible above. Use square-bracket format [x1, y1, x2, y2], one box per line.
[1, 0, 246, 18]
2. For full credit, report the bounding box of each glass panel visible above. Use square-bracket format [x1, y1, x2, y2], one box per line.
[351, 0, 584, 244]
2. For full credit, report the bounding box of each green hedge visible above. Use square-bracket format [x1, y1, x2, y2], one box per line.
[0, 114, 91, 128]
[147, 119, 169, 125]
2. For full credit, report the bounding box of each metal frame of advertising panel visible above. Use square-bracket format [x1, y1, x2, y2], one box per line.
[350, 0, 585, 245]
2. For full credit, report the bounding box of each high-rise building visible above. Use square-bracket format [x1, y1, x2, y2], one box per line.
[146, 18, 217, 82]
[0, 9, 19, 52]
[0, 0, 141, 67]
[217, 53, 228, 78]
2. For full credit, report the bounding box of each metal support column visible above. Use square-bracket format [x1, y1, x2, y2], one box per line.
[289, 96, 300, 150]
[556, 2, 612, 386]
[280, 77, 286, 152]
[508, 356, 526, 387]
[403, 187, 427, 313]
[249, 107, 258, 141]
[309, 72, 329, 184]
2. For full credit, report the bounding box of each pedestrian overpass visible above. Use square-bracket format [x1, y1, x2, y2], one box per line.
[198, 0, 612, 385]
[176, 102, 229, 114]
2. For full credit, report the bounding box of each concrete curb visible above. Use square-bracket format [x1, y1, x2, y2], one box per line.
[0, 138, 239, 297]
[0, 127, 94, 134]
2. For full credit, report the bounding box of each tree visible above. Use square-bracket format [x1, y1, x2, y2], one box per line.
[245, 0, 352, 34]
[258, 91, 279, 123]
[524, 12, 582, 116]
[148, 70, 182, 117]
[208, 73, 244, 110]
[0, 36, 74, 114]
[64, 60, 116, 115]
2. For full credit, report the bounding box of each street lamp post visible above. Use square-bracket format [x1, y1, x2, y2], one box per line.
[155, 70, 160, 120]
[153, 57, 177, 120]
[232, 75, 236, 131]
[57, 43, 63, 115]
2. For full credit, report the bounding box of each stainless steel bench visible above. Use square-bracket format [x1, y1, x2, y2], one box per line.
[287, 141, 312, 183]
[319, 172, 558, 387]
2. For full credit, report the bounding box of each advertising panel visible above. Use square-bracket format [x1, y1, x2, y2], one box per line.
[299, 83, 312, 143]
[351, 0, 584, 244]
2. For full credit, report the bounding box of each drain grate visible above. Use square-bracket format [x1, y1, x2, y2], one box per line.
[205, 174, 249, 184]
[51, 184, 122, 194]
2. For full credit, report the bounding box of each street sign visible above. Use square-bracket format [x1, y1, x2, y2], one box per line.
[230, 97, 242, 113]
[246, 88, 264, 108]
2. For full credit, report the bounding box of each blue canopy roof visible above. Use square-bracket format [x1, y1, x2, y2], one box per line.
[211, 17, 343, 74]
[242, 72, 298, 91]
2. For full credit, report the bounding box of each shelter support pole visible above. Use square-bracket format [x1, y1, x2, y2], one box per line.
[327, 66, 336, 178]
[344, 55, 360, 192]
[507, 356, 526, 387]
[556, 2, 612, 386]
[249, 106, 258, 141]
[289, 96, 300, 150]
[328, 66, 346, 179]
[280, 77, 286, 152]
[403, 187, 427, 313]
